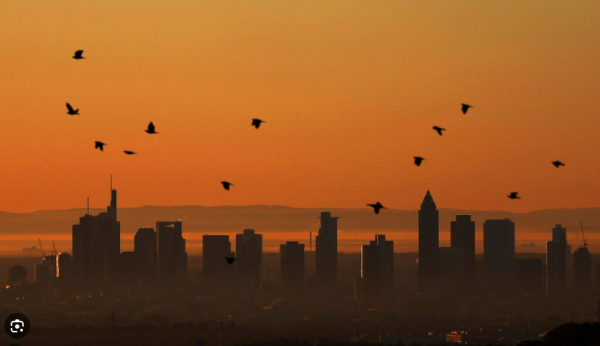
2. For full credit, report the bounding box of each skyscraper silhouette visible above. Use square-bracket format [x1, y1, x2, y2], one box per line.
[546, 224, 568, 296]
[451, 215, 476, 282]
[202, 235, 235, 285]
[236, 229, 263, 291]
[135, 228, 157, 285]
[157, 221, 187, 287]
[574, 246, 592, 292]
[316, 212, 339, 284]
[418, 190, 439, 288]
[72, 179, 121, 283]
[280, 241, 305, 291]
[361, 234, 394, 297]
[483, 219, 515, 284]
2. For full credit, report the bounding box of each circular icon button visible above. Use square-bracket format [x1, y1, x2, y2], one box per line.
[4, 313, 30, 339]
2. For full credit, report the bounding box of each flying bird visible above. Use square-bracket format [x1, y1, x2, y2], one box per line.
[414, 156, 425, 167]
[221, 181, 233, 191]
[507, 192, 521, 200]
[225, 257, 236, 264]
[95, 141, 106, 151]
[433, 126, 445, 136]
[251, 119, 265, 129]
[552, 161, 565, 168]
[461, 103, 473, 114]
[66, 103, 79, 115]
[73, 50, 85, 59]
[367, 202, 386, 215]
[145, 122, 158, 134]
[124, 151, 137, 155]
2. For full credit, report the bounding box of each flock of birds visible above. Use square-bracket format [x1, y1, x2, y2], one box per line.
[69, 50, 566, 217]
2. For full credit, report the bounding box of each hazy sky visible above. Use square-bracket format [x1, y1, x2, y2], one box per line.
[1, 1, 599, 213]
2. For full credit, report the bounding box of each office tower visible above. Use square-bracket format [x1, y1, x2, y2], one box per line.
[8, 265, 27, 285]
[574, 246, 592, 291]
[515, 258, 544, 296]
[202, 235, 235, 284]
[157, 221, 187, 286]
[361, 234, 394, 296]
[451, 215, 476, 282]
[316, 211, 339, 284]
[135, 228, 157, 284]
[483, 219, 515, 283]
[45, 255, 57, 278]
[57, 253, 73, 278]
[418, 190, 439, 288]
[280, 241, 305, 291]
[236, 229, 263, 291]
[439, 247, 465, 285]
[34, 257, 54, 288]
[72, 178, 121, 283]
[546, 224, 568, 296]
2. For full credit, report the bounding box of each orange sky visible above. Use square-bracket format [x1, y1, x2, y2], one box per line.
[1, 1, 599, 213]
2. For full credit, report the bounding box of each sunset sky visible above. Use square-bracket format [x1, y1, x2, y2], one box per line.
[1, 1, 599, 214]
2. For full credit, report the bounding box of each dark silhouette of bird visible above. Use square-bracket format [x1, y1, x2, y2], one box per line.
[461, 103, 473, 114]
[73, 50, 85, 59]
[367, 202, 386, 214]
[552, 161, 565, 168]
[433, 126, 445, 136]
[508, 192, 521, 200]
[225, 257, 236, 264]
[66, 103, 79, 115]
[95, 141, 106, 151]
[124, 151, 137, 155]
[221, 181, 233, 190]
[414, 156, 425, 167]
[145, 122, 158, 134]
[251, 119, 265, 129]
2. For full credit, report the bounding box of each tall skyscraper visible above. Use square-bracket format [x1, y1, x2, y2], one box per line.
[546, 224, 568, 296]
[57, 252, 73, 279]
[157, 221, 187, 286]
[236, 229, 263, 291]
[361, 234, 394, 296]
[515, 258, 544, 296]
[316, 212, 339, 284]
[451, 215, 476, 282]
[72, 178, 121, 283]
[202, 235, 235, 284]
[574, 246, 592, 292]
[280, 241, 305, 291]
[135, 228, 157, 284]
[483, 219, 515, 283]
[418, 190, 439, 288]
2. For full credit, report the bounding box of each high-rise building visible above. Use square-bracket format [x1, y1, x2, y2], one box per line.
[34, 257, 54, 288]
[280, 241, 305, 291]
[157, 221, 187, 286]
[574, 246, 592, 292]
[135, 228, 157, 284]
[418, 190, 439, 288]
[439, 247, 465, 285]
[57, 253, 73, 278]
[361, 234, 394, 296]
[451, 215, 476, 282]
[515, 258, 544, 296]
[202, 235, 235, 284]
[546, 224, 568, 296]
[236, 229, 263, 291]
[8, 265, 27, 285]
[483, 219, 515, 283]
[72, 178, 120, 283]
[316, 212, 339, 284]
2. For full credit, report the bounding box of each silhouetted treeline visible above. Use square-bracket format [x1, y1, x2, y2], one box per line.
[236, 338, 507, 346]
[518, 322, 600, 346]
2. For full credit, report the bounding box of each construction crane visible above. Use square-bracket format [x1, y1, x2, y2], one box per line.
[580, 220, 588, 248]
[52, 241, 57, 256]
[38, 239, 45, 258]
